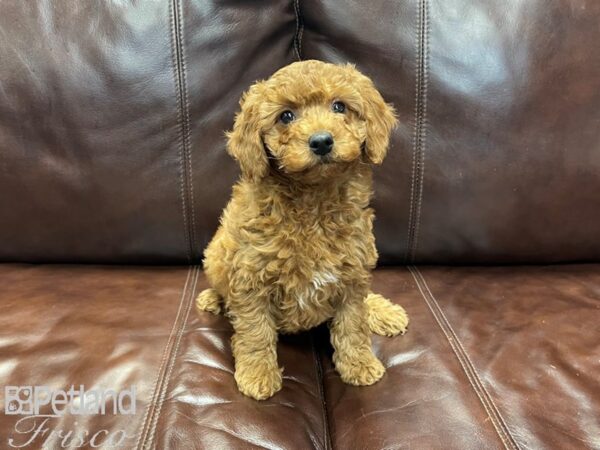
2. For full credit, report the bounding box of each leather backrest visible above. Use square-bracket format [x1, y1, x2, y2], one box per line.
[1, 0, 599, 264]
[302, 0, 600, 264]
[0, 0, 295, 263]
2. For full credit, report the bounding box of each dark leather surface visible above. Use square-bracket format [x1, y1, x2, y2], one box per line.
[413, 265, 600, 450]
[0, 1, 188, 263]
[0, 0, 295, 264]
[412, 0, 600, 264]
[302, 0, 600, 264]
[0, 264, 194, 449]
[1, 0, 599, 264]
[1, 264, 598, 449]
[0, 2, 599, 447]
[323, 265, 600, 449]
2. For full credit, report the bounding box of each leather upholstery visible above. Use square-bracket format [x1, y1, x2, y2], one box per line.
[302, 0, 600, 264]
[1, 0, 598, 264]
[1, 265, 598, 449]
[0, 0, 296, 264]
[0, 1, 598, 449]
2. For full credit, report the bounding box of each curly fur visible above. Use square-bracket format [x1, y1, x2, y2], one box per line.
[196, 60, 409, 400]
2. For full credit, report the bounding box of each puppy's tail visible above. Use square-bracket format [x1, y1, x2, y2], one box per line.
[196, 288, 223, 315]
[365, 292, 409, 337]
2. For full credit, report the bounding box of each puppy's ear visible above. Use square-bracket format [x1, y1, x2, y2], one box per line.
[346, 65, 398, 164]
[226, 82, 268, 181]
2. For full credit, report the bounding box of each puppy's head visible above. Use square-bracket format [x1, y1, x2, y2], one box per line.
[227, 60, 398, 182]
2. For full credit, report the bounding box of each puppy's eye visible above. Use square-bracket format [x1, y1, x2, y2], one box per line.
[332, 101, 346, 113]
[279, 110, 295, 124]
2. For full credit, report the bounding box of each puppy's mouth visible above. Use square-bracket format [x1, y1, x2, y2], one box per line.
[263, 142, 360, 183]
[264, 142, 330, 171]
[317, 153, 334, 164]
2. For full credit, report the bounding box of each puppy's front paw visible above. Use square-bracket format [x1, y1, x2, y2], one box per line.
[196, 288, 222, 315]
[235, 359, 283, 400]
[334, 350, 385, 386]
[366, 293, 409, 336]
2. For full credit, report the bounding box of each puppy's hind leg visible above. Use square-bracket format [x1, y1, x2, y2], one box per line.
[196, 288, 222, 315]
[365, 292, 409, 336]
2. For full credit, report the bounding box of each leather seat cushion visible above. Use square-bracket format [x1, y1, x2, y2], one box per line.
[0, 264, 597, 449]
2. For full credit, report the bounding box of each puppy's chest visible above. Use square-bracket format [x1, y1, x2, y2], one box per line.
[270, 217, 349, 289]
[257, 208, 369, 332]
[273, 265, 343, 333]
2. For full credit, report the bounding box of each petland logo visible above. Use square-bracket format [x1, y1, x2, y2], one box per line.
[4, 385, 136, 448]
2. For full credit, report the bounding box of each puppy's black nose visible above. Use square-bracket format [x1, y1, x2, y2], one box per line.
[309, 132, 334, 156]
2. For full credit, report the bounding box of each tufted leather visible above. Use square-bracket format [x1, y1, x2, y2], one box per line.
[1, 0, 598, 264]
[301, 0, 600, 264]
[0, 0, 296, 264]
[0, 1, 599, 449]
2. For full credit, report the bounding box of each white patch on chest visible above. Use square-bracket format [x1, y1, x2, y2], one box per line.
[311, 271, 339, 289]
[296, 271, 339, 309]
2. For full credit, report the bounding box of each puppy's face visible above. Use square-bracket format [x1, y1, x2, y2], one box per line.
[227, 60, 398, 182]
[263, 92, 365, 177]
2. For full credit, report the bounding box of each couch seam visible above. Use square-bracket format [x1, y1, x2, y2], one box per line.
[408, 265, 520, 450]
[413, 0, 429, 263]
[177, 0, 198, 261]
[169, 0, 191, 262]
[406, 0, 422, 260]
[293, 0, 304, 60]
[145, 266, 200, 449]
[406, 0, 429, 263]
[170, 0, 197, 262]
[134, 266, 193, 450]
[311, 332, 333, 450]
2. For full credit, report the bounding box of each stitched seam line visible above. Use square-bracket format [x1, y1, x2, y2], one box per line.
[311, 332, 332, 450]
[297, 3, 304, 59]
[408, 266, 520, 450]
[170, 0, 197, 262]
[293, 0, 303, 60]
[406, 0, 429, 263]
[134, 267, 192, 450]
[145, 266, 200, 449]
[169, 0, 190, 262]
[412, 0, 429, 263]
[406, 0, 423, 262]
[408, 266, 517, 450]
[177, 0, 198, 260]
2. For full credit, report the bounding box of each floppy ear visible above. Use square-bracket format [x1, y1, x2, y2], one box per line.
[346, 65, 398, 164]
[226, 82, 268, 181]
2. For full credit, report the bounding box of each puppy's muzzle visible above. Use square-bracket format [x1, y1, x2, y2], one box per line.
[309, 131, 334, 156]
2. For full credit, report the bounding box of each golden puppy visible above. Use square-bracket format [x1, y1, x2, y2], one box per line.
[196, 60, 408, 400]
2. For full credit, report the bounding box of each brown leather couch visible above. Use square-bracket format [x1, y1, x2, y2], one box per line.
[1, 1, 598, 449]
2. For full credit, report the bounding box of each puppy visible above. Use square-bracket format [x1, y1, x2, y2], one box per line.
[196, 60, 408, 400]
